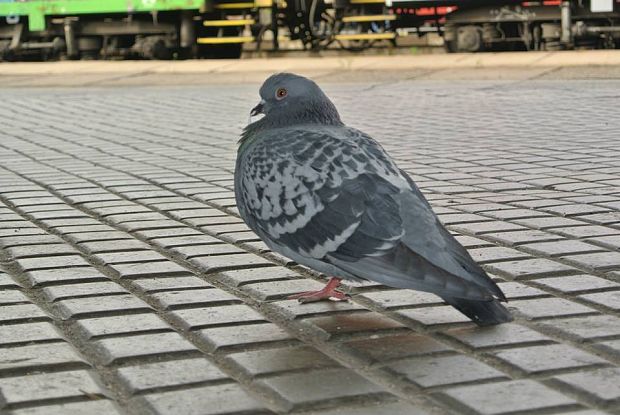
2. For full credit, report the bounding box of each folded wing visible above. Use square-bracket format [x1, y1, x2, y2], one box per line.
[237, 127, 504, 301]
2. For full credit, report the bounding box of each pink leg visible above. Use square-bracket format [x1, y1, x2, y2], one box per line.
[287, 277, 349, 303]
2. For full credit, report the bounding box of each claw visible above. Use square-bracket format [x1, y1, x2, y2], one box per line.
[287, 277, 349, 303]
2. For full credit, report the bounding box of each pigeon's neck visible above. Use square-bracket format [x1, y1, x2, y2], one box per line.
[242, 99, 342, 141]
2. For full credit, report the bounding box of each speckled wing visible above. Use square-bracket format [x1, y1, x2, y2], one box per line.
[237, 126, 406, 260]
[236, 126, 504, 301]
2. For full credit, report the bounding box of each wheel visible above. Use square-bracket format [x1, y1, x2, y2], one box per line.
[456, 25, 483, 52]
[132, 36, 172, 60]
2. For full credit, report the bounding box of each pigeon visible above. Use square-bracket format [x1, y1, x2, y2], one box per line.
[234, 73, 512, 326]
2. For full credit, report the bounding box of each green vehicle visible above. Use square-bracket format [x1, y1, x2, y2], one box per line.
[0, 0, 275, 59]
[0, 0, 402, 60]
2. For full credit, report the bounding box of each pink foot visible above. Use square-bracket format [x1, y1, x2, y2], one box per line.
[287, 277, 349, 303]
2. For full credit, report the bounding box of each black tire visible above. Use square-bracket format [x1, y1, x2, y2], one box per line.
[456, 25, 483, 52]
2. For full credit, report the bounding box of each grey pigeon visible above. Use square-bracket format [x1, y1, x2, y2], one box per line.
[234, 73, 512, 326]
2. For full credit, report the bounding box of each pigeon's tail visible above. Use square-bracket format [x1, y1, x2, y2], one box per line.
[443, 296, 513, 327]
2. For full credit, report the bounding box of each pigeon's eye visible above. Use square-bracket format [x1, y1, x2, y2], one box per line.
[275, 88, 288, 100]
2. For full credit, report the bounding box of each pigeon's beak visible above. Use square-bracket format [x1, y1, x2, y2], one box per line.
[250, 100, 265, 117]
[248, 99, 266, 125]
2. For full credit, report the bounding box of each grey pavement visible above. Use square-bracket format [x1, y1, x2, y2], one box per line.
[0, 76, 620, 415]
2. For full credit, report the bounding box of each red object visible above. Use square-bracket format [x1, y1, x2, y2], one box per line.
[287, 277, 349, 303]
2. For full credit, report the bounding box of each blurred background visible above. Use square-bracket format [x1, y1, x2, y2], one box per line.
[0, 0, 619, 61]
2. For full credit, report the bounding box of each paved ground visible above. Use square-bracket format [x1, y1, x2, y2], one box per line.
[1, 75, 620, 415]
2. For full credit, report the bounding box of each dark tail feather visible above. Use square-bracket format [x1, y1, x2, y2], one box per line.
[443, 296, 513, 327]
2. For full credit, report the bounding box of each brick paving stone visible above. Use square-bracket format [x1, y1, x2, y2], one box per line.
[217, 267, 302, 286]
[305, 312, 406, 339]
[0, 322, 62, 345]
[0, 370, 103, 405]
[8, 400, 122, 415]
[14, 255, 91, 272]
[64, 231, 133, 244]
[396, 305, 472, 327]
[482, 208, 550, 220]
[77, 313, 171, 339]
[562, 252, 620, 271]
[344, 333, 452, 362]
[579, 211, 620, 226]
[578, 291, 620, 310]
[150, 234, 221, 248]
[44, 218, 103, 229]
[134, 227, 203, 240]
[109, 261, 192, 279]
[520, 239, 605, 257]
[5, 243, 80, 259]
[440, 379, 577, 414]
[491, 343, 607, 374]
[466, 246, 531, 264]
[588, 235, 620, 250]
[495, 281, 548, 299]
[150, 288, 239, 309]
[198, 322, 296, 352]
[55, 294, 152, 319]
[449, 221, 527, 235]
[1, 303, 49, 324]
[272, 298, 366, 320]
[553, 367, 620, 405]
[0, 273, 20, 289]
[171, 304, 266, 330]
[360, 290, 443, 309]
[93, 250, 169, 265]
[240, 279, 327, 301]
[482, 229, 564, 246]
[41, 281, 128, 302]
[0, 220, 38, 230]
[555, 225, 619, 238]
[536, 315, 620, 341]
[513, 216, 588, 229]
[23, 267, 108, 287]
[172, 244, 246, 259]
[485, 258, 577, 280]
[508, 298, 596, 319]
[0, 342, 88, 373]
[92, 332, 199, 364]
[130, 276, 213, 292]
[60, 225, 120, 234]
[533, 275, 620, 293]
[117, 358, 228, 393]
[0, 234, 63, 248]
[388, 355, 506, 388]
[453, 234, 494, 248]
[0, 289, 30, 305]
[189, 252, 275, 273]
[437, 212, 493, 225]
[79, 239, 150, 254]
[142, 383, 271, 415]
[444, 323, 552, 349]
[260, 368, 386, 406]
[226, 346, 337, 376]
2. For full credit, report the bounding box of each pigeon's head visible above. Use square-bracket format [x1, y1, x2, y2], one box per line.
[249, 73, 342, 128]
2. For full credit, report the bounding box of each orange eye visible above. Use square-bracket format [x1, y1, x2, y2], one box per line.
[276, 88, 288, 99]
